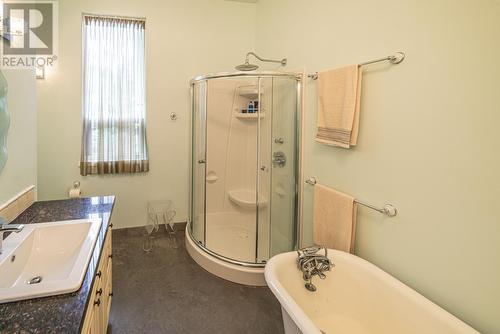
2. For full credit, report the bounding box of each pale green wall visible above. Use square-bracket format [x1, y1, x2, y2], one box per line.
[0, 70, 37, 205]
[255, 0, 500, 333]
[36, 0, 257, 228]
[33, 0, 499, 331]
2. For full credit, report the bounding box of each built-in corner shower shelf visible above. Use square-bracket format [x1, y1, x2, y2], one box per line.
[235, 112, 266, 120]
[238, 86, 261, 99]
[228, 189, 268, 209]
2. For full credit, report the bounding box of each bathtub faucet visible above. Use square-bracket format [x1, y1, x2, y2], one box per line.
[297, 246, 334, 292]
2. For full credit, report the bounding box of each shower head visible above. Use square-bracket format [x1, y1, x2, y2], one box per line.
[235, 52, 287, 71]
[235, 60, 259, 71]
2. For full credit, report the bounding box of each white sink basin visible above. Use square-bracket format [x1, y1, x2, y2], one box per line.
[0, 218, 102, 303]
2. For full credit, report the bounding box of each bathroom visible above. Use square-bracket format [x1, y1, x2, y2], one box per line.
[0, 0, 498, 333]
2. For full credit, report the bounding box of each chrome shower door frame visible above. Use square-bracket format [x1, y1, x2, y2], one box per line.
[189, 71, 303, 268]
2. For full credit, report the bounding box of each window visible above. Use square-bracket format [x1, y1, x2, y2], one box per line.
[80, 15, 148, 176]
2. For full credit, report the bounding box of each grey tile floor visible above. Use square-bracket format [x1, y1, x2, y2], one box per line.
[109, 227, 284, 334]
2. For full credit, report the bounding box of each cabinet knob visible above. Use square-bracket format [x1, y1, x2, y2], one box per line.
[109, 223, 114, 228]
[94, 299, 101, 306]
[96, 270, 102, 278]
[108, 254, 113, 259]
[109, 292, 113, 297]
[96, 288, 103, 296]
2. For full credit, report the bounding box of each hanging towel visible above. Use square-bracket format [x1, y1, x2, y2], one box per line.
[313, 184, 357, 253]
[315, 64, 362, 148]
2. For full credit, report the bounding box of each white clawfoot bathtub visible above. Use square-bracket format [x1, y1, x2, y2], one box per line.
[265, 250, 479, 334]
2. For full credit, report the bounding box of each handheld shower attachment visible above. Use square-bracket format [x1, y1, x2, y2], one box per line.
[235, 52, 287, 71]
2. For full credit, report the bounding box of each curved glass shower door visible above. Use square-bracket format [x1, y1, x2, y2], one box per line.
[189, 72, 301, 266]
[191, 80, 207, 244]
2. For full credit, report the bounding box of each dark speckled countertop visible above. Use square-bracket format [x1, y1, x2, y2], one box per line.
[0, 196, 115, 334]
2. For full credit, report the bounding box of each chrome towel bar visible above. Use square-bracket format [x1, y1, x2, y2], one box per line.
[307, 51, 405, 80]
[305, 177, 398, 217]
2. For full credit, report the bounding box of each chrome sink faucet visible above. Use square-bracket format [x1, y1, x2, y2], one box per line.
[297, 246, 334, 292]
[0, 217, 24, 254]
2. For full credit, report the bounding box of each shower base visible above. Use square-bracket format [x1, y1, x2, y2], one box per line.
[185, 221, 266, 286]
[206, 212, 255, 262]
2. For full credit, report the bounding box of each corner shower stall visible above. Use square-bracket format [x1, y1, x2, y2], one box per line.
[186, 72, 302, 286]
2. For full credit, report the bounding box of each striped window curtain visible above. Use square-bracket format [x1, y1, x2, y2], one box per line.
[81, 15, 148, 176]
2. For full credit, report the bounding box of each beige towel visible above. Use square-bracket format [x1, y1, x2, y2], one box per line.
[315, 65, 362, 148]
[313, 184, 357, 253]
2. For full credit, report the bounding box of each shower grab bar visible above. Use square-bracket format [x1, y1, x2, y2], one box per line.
[305, 176, 398, 217]
[307, 51, 405, 80]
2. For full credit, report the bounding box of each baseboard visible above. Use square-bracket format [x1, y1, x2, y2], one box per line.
[113, 221, 187, 234]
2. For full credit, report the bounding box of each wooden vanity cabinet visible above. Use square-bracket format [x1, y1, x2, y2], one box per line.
[81, 228, 113, 334]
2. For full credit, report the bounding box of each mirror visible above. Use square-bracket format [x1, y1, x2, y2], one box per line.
[0, 70, 9, 173]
